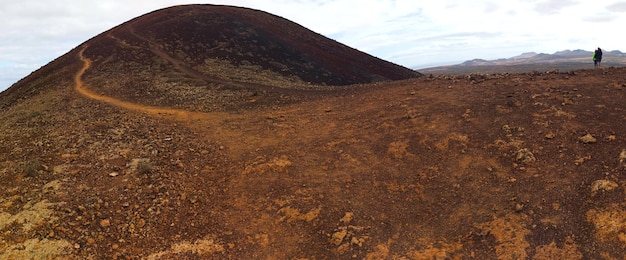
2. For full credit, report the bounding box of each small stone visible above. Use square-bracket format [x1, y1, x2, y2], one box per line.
[109, 172, 119, 177]
[137, 218, 146, 228]
[331, 229, 348, 246]
[619, 150, 626, 166]
[591, 180, 618, 196]
[112, 244, 119, 250]
[100, 219, 111, 227]
[87, 238, 96, 245]
[562, 98, 574, 105]
[339, 212, 354, 224]
[516, 148, 536, 163]
[62, 154, 80, 160]
[544, 132, 555, 139]
[514, 203, 524, 212]
[579, 134, 597, 144]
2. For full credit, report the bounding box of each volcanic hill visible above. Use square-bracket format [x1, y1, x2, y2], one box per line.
[2, 4, 626, 259]
[2, 4, 419, 113]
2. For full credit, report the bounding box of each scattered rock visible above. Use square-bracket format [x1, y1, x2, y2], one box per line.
[340, 212, 354, 224]
[516, 148, 536, 163]
[405, 110, 419, 119]
[574, 155, 592, 165]
[52, 165, 68, 174]
[42, 180, 62, 194]
[331, 228, 348, 246]
[502, 124, 512, 134]
[61, 154, 79, 160]
[351, 236, 366, 247]
[562, 98, 574, 105]
[544, 132, 556, 139]
[591, 180, 618, 196]
[579, 134, 597, 144]
[99, 219, 111, 227]
[137, 218, 146, 228]
[619, 150, 626, 167]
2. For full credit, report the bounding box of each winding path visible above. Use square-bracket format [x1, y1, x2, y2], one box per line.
[73, 42, 330, 159]
[75, 46, 205, 120]
[73, 46, 269, 157]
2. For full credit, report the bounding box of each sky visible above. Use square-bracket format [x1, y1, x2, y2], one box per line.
[1, 0, 625, 91]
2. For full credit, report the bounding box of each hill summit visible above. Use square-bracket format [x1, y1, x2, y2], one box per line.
[3, 4, 419, 112]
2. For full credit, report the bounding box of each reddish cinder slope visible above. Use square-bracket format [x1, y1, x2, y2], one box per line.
[80, 4, 419, 111]
[117, 4, 420, 85]
[2, 4, 420, 112]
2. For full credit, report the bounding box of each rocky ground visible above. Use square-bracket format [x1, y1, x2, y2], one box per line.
[1, 45, 626, 259]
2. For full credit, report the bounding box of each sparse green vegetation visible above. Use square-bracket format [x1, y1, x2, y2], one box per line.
[22, 159, 43, 177]
[137, 160, 153, 175]
[29, 111, 41, 118]
[195, 58, 310, 88]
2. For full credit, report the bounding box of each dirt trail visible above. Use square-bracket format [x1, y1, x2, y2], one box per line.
[76, 47, 204, 120]
[75, 46, 270, 157]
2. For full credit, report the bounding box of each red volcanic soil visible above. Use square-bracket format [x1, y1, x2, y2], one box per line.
[86, 4, 419, 85]
[2, 4, 626, 260]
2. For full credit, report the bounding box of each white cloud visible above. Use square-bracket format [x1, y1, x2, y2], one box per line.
[608, 2, 626, 11]
[533, 0, 580, 15]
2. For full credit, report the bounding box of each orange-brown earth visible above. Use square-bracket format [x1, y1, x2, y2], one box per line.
[2, 4, 626, 260]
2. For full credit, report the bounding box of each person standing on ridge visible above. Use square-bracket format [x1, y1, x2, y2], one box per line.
[593, 47, 603, 68]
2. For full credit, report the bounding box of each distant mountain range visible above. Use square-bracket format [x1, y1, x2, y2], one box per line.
[419, 49, 626, 74]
